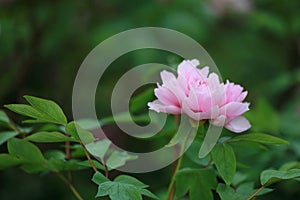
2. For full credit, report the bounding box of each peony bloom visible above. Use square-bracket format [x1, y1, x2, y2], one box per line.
[148, 59, 251, 133]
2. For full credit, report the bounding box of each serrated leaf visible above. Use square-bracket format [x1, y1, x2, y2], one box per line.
[0, 154, 22, 170]
[106, 151, 138, 169]
[229, 133, 288, 145]
[0, 131, 18, 146]
[92, 171, 109, 185]
[175, 168, 217, 200]
[260, 169, 300, 185]
[211, 143, 236, 185]
[8, 138, 45, 164]
[92, 172, 158, 200]
[86, 139, 111, 160]
[25, 131, 77, 143]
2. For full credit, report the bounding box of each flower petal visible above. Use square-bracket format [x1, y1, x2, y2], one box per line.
[225, 116, 251, 133]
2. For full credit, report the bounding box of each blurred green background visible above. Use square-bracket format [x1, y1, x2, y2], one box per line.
[1, 0, 300, 199]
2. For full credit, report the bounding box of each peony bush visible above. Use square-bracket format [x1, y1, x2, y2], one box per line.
[0, 59, 299, 200]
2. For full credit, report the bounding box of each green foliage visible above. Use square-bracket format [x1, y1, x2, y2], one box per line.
[260, 169, 300, 185]
[25, 131, 77, 143]
[5, 96, 67, 125]
[217, 182, 273, 200]
[106, 151, 138, 169]
[8, 138, 45, 164]
[85, 139, 111, 160]
[175, 168, 217, 200]
[211, 143, 236, 185]
[0, 131, 18, 146]
[229, 133, 288, 145]
[92, 172, 158, 200]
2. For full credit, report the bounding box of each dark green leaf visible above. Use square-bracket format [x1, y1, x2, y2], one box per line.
[229, 133, 288, 145]
[0, 154, 22, 170]
[175, 168, 217, 200]
[260, 169, 300, 185]
[211, 143, 236, 185]
[25, 131, 77, 143]
[8, 138, 45, 164]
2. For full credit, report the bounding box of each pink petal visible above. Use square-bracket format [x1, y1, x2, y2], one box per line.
[225, 116, 251, 133]
[220, 102, 250, 118]
[148, 100, 181, 114]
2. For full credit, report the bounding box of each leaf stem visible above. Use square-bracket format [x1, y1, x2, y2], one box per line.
[247, 185, 265, 200]
[81, 142, 98, 173]
[166, 135, 189, 200]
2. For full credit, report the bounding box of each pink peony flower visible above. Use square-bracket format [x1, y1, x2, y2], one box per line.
[148, 59, 251, 133]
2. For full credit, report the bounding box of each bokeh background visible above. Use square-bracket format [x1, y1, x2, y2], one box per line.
[1, 0, 300, 199]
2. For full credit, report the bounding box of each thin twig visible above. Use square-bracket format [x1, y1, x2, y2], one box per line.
[247, 185, 265, 200]
[204, 158, 213, 168]
[81, 142, 98, 173]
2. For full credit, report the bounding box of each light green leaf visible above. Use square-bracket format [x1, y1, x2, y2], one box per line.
[92, 171, 109, 184]
[66, 121, 95, 143]
[4, 104, 42, 119]
[25, 131, 77, 143]
[229, 133, 288, 145]
[8, 138, 45, 164]
[211, 143, 236, 185]
[0, 110, 10, 124]
[0, 131, 18, 146]
[0, 154, 22, 170]
[175, 168, 217, 200]
[78, 160, 105, 171]
[106, 151, 138, 169]
[47, 158, 85, 171]
[92, 172, 158, 200]
[86, 139, 111, 160]
[5, 96, 67, 125]
[24, 95, 67, 125]
[260, 169, 300, 185]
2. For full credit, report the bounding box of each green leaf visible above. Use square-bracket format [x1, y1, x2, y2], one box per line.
[229, 133, 288, 145]
[46, 158, 85, 171]
[92, 171, 109, 184]
[85, 139, 111, 160]
[217, 182, 273, 200]
[260, 169, 300, 185]
[5, 96, 67, 125]
[8, 138, 45, 164]
[78, 160, 105, 171]
[0, 154, 22, 170]
[211, 143, 236, 185]
[0, 131, 18, 146]
[92, 172, 158, 200]
[0, 110, 10, 126]
[175, 168, 217, 200]
[106, 151, 138, 169]
[66, 121, 95, 143]
[25, 131, 76, 143]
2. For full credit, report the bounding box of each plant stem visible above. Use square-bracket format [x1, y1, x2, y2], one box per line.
[53, 171, 84, 200]
[247, 185, 265, 200]
[166, 135, 189, 200]
[204, 157, 213, 168]
[81, 142, 98, 173]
